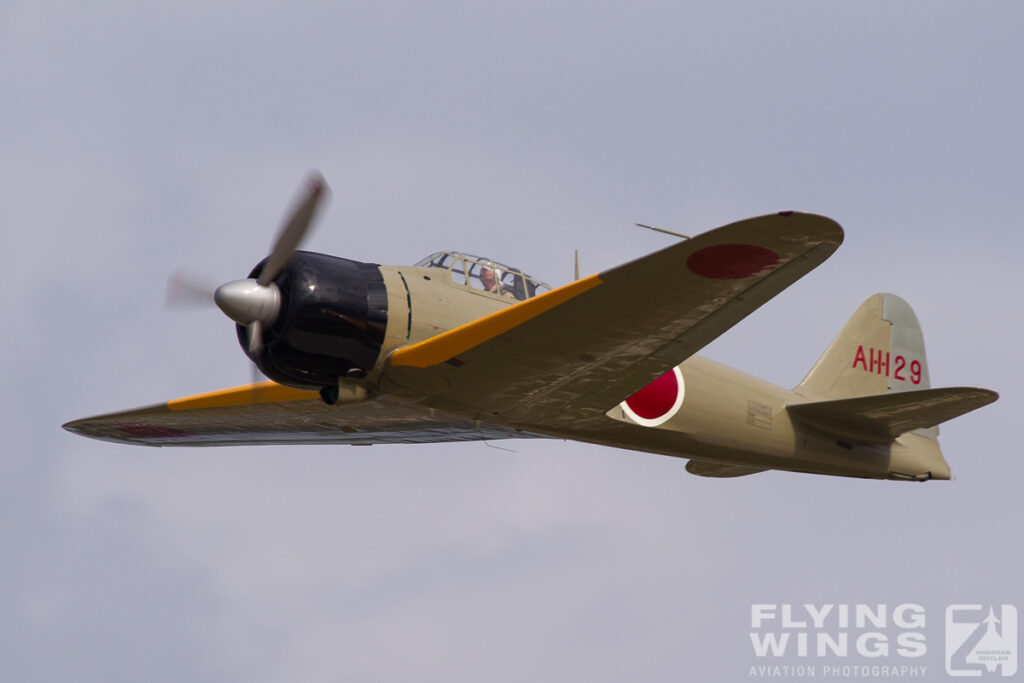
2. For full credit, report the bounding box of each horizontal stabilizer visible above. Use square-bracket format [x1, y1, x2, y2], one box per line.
[787, 387, 998, 443]
[686, 461, 767, 478]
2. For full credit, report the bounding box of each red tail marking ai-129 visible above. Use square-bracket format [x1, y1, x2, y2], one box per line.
[851, 345, 921, 384]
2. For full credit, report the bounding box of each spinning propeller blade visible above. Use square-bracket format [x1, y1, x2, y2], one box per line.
[258, 172, 328, 286]
[211, 172, 330, 358]
[165, 271, 218, 308]
[246, 319, 263, 355]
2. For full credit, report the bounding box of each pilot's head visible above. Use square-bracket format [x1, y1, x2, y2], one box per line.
[480, 267, 497, 291]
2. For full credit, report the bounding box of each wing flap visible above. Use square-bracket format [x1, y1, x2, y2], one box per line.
[384, 212, 843, 431]
[787, 387, 998, 443]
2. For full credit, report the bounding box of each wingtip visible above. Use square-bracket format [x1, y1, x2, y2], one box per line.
[977, 388, 999, 404]
[60, 401, 177, 445]
[793, 211, 845, 245]
[61, 414, 118, 443]
[61, 414, 111, 436]
[773, 209, 844, 237]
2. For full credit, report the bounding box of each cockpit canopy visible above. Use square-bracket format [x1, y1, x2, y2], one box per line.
[415, 251, 551, 301]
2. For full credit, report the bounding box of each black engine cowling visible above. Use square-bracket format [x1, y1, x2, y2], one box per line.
[238, 251, 388, 389]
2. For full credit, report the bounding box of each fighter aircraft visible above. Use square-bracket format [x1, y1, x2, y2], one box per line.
[64, 173, 998, 481]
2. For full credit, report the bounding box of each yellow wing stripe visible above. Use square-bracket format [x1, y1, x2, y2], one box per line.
[390, 274, 604, 368]
[167, 381, 319, 411]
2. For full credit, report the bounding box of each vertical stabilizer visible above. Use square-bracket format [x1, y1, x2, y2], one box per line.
[795, 293, 936, 437]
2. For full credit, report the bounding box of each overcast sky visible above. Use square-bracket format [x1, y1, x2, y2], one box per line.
[2, 2, 1022, 681]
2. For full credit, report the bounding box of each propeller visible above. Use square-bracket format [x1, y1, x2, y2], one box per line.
[166, 270, 219, 307]
[166, 172, 330, 378]
[257, 174, 327, 286]
[214, 171, 329, 357]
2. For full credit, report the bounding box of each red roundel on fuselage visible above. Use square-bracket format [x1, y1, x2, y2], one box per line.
[625, 369, 679, 420]
[686, 244, 780, 280]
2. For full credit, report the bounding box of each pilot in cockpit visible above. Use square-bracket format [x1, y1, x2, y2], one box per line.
[480, 266, 516, 299]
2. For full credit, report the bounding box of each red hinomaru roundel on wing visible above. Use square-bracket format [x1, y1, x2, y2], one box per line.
[620, 366, 685, 427]
[686, 244, 780, 280]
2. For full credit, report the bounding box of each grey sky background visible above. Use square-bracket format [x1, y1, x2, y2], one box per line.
[2, 2, 1021, 681]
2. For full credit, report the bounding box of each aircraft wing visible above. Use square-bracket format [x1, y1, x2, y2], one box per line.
[64, 382, 537, 447]
[383, 212, 843, 432]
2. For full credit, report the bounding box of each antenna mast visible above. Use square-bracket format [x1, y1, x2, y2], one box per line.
[635, 222, 691, 240]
